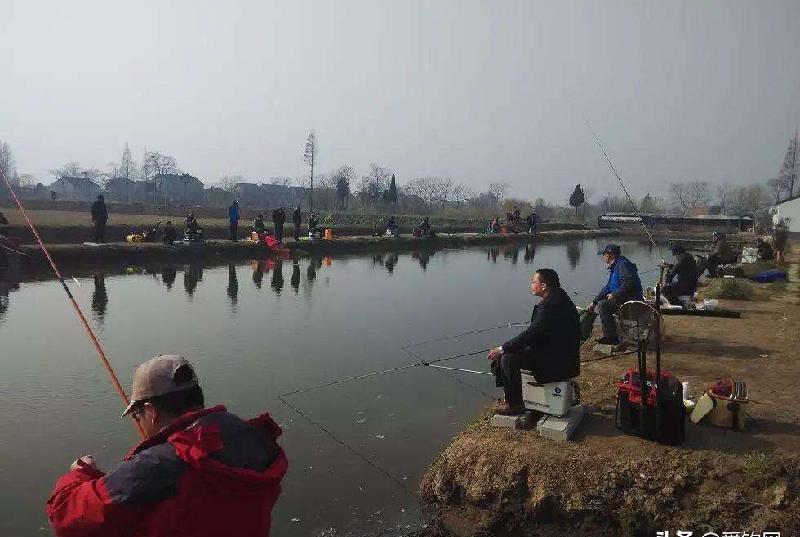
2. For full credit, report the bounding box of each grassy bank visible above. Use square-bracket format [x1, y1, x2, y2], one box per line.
[417, 250, 800, 536]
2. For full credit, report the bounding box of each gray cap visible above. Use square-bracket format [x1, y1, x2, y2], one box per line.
[121, 355, 199, 417]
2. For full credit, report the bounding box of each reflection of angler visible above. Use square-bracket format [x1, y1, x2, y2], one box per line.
[91, 274, 108, 320]
[384, 252, 398, 274]
[227, 264, 238, 306]
[290, 260, 300, 293]
[183, 264, 203, 297]
[161, 266, 177, 290]
[270, 259, 284, 294]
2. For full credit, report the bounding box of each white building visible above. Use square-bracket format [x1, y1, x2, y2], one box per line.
[772, 195, 800, 235]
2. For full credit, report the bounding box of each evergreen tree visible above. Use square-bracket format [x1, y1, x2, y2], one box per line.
[388, 174, 398, 205]
[568, 184, 585, 216]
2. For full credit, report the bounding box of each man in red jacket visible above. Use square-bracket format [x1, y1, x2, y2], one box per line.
[46, 355, 288, 537]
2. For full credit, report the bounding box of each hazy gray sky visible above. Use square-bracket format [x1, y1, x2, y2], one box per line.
[2, 1, 799, 203]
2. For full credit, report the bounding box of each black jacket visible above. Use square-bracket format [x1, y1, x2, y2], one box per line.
[501, 286, 580, 383]
[665, 252, 698, 291]
[292, 208, 301, 225]
[91, 201, 108, 223]
[272, 209, 285, 226]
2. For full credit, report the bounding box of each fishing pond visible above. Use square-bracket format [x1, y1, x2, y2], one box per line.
[0, 238, 663, 536]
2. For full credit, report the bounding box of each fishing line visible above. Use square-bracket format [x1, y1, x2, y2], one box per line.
[401, 321, 529, 351]
[277, 395, 414, 496]
[1, 171, 145, 438]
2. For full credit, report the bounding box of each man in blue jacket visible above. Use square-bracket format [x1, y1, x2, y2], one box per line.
[228, 200, 240, 241]
[587, 244, 643, 345]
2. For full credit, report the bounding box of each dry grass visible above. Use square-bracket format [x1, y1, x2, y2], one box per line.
[2, 209, 231, 228]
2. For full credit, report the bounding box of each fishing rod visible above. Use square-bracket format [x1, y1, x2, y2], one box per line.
[586, 120, 662, 255]
[1, 171, 145, 438]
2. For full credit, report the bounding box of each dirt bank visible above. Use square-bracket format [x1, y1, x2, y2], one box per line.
[418, 251, 800, 536]
[9, 229, 619, 273]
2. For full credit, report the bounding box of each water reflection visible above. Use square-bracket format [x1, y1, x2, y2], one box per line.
[227, 264, 238, 309]
[252, 260, 268, 289]
[566, 241, 581, 270]
[291, 260, 300, 293]
[384, 252, 399, 274]
[162, 266, 177, 290]
[488, 247, 499, 263]
[502, 246, 520, 265]
[411, 248, 435, 271]
[91, 274, 108, 322]
[0, 266, 21, 324]
[270, 259, 284, 295]
[524, 243, 536, 264]
[184, 263, 203, 298]
[372, 253, 384, 267]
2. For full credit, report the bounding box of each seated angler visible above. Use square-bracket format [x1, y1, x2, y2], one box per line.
[586, 244, 643, 345]
[419, 217, 432, 236]
[253, 213, 266, 235]
[487, 269, 580, 415]
[705, 231, 737, 277]
[162, 221, 177, 245]
[662, 244, 698, 305]
[385, 215, 399, 236]
[46, 355, 287, 537]
[184, 213, 204, 241]
[755, 238, 774, 262]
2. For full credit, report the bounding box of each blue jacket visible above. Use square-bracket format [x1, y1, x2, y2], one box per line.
[593, 255, 643, 304]
[229, 204, 240, 222]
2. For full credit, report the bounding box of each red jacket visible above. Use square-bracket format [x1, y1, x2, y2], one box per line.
[47, 406, 288, 537]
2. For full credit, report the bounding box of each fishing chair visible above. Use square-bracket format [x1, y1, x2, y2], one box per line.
[520, 374, 580, 417]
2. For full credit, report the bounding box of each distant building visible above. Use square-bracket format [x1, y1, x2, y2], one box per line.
[598, 212, 754, 232]
[772, 195, 799, 236]
[50, 176, 102, 201]
[104, 177, 147, 203]
[153, 173, 204, 206]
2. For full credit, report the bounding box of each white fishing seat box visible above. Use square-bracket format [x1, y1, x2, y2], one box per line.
[521, 372, 579, 417]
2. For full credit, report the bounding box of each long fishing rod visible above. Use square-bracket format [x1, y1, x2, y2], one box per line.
[586, 120, 661, 254]
[1, 171, 145, 438]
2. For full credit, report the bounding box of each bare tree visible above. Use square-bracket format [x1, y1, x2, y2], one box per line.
[728, 185, 770, 216]
[218, 175, 243, 191]
[488, 182, 510, 204]
[142, 151, 178, 181]
[716, 184, 732, 214]
[669, 180, 710, 214]
[358, 164, 393, 207]
[331, 165, 355, 209]
[778, 129, 798, 199]
[270, 177, 293, 188]
[767, 177, 790, 203]
[303, 130, 318, 211]
[49, 161, 84, 179]
[0, 141, 15, 183]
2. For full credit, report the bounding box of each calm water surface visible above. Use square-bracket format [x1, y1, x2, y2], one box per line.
[0, 239, 662, 536]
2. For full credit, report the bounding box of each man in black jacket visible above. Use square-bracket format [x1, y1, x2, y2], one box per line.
[663, 244, 698, 305]
[90, 195, 108, 243]
[292, 206, 302, 241]
[488, 268, 580, 415]
[272, 207, 286, 243]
